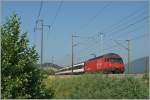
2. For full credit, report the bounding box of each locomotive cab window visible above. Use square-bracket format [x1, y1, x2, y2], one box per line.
[107, 58, 123, 63]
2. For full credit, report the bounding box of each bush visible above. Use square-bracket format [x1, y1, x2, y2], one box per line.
[1, 14, 54, 99]
[47, 74, 149, 99]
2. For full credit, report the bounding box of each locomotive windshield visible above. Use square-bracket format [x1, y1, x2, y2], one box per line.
[107, 58, 123, 63]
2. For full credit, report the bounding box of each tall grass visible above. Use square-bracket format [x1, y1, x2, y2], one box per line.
[44, 74, 149, 99]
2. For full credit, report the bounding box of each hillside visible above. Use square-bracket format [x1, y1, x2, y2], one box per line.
[124, 56, 149, 74]
[42, 63, 62, 71]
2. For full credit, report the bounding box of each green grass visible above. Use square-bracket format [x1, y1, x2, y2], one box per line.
[44, 74, 149, 99]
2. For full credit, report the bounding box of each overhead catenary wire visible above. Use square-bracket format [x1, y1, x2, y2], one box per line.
[130, 33, 148, 41]
[104, 11, 147, 35]
[50, 1, 63, 29]
[77, 6, 147, 46]
[98, 10, 148, 42]
[77, 40, 103, 56]
[73, 33, 147, 66]
[82, 6, 146, 39]
[34, 0, 43, 46]
[114, 23, 147, 38]
[89, 13, 147, 40]
[105, 16, 148, 37]
[37, 0, 43, 20]
[76, 1, 112, 33]
[75, 17, 146, 63]
[78, 32, 147, 60]
[102, 16, 148, 49]
[101, 6, 146, 33]
[99, 16, 148, 44]
[109, 33, 148, 42]
[34, 0, 44, 31]
[46, 0, 63, 41]
[94, 34, 148, 56]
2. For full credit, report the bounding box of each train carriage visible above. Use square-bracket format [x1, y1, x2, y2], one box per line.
[55, 53, 124, 75]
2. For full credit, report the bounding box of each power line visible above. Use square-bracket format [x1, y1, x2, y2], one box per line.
[106, 16, 148, 38]
[37, 0, 43, 20]
[34, 0, 43, 45]
[76, 32, 147, 62]
[71, 3, 147, 48]
[102, 7, 146, 33]
[77, 2, 111, 33]
[77, 34, 147, 64]
[79, 6, 145, 39]
[83, 6, 146, 41]
[77, 41, 99, 55]
[114, 23, 147, 38]
[105, 11, 147, 34]
[109, 33, 147, 42]
[76, 7, 147, 47]
[50, 1, 63, 28]
[46, 1, 63, 41]
[130, 33, 148, 41]
[78, 33, 147, 59]
[102, 16, 148, 50]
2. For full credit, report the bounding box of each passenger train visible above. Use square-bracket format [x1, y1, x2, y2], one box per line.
[55, 53, 125, 75]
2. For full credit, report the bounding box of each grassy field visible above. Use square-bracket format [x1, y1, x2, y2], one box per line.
[44, 74, 149, 99]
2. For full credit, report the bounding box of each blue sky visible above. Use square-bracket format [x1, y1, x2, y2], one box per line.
[2, 1, 149, 68]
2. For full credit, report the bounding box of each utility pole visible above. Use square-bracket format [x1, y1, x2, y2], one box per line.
[113, 39, 131, 74]
[98, 32, 104, 55]
[71, 34, 80, 74]
[41, 20, 44, 68]
[72, 33, 74, 74]
[34, 19, 50, 68]
[145, 57, 148, 73]
[52, 56, 54, 64]
[126, 40, 131, 74]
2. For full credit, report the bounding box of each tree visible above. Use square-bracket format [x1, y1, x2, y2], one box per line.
[1, 14, 54, 99]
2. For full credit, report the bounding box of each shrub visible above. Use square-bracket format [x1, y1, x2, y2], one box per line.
[1, 14, 54, 99]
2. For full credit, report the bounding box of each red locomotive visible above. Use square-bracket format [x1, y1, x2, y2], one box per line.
[84, 53, 124, 73]
[56, 53, 124, 74]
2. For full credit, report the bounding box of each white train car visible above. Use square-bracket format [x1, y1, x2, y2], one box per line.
[55, 62, 85, 75]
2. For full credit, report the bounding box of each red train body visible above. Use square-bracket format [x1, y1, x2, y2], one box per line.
[84, 53, 124, 73]
[56, 53, 125, 74]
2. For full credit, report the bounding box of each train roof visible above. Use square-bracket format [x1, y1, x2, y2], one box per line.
[88, 53, 121, 61]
